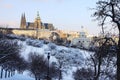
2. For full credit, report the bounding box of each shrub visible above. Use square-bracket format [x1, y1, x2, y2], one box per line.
[73, 68, 94, 80]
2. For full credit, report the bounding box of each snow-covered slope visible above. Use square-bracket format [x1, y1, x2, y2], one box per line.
[0, 36, 92, 80]
[0, 68, 34, 80]
[1, 74, 34, 80]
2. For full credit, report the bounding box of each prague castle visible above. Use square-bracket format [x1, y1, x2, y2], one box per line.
[0, 11, 94, 49]
[0, 11, 82, 42]
[20, 11, 54, 30]
[11, 11, 61, 40]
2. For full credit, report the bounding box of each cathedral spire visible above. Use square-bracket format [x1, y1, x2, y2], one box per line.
[20, 13, 26, 29]
[20, 13, 23, 28]
[23, 13, 26, 24]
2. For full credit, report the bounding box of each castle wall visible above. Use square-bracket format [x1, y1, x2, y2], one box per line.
[12, 29, 52, 39]
[0, 28, 83, 41]
[37, 29, 51, 39]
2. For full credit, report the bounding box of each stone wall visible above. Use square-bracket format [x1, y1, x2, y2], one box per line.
[12, 29, 52, 39]
[0, 28, 80, 41]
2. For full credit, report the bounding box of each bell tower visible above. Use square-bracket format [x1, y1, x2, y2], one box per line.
[20, 13, 26, 29]
[34, 11, 42, 29]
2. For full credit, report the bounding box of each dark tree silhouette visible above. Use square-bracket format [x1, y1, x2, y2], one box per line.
[90, 37, 117, 80]
[0, 39, 27, 78]
[28, 53, 47, 80]
[93, 0, 120, 79]
[28, 52, 59, 80]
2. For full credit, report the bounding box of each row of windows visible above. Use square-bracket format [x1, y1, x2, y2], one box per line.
[78, 40, 90, 43]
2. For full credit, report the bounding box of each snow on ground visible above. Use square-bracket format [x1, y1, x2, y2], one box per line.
[1, 74, 34, 80]
[0, 67, 34, 80]
[62, 67, 77, 80]
[0, 37, 92, 80]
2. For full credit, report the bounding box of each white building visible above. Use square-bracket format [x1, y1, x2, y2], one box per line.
[70, 30, 92, 49]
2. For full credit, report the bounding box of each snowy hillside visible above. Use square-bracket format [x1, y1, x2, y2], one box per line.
[0, 34, 116, 80]
[0, 35, 92, 80]
[19, 38, 91, 80]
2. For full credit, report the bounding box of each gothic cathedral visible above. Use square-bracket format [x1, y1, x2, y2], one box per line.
[20, 11, 54, 30]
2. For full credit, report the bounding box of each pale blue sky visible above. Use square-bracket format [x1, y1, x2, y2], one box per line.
[0, 0, 101, 35]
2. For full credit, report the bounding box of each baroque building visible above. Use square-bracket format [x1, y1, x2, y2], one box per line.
[20, 11, 54, 30]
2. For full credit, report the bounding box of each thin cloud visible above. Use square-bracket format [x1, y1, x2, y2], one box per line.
[2, 4, 13, 9]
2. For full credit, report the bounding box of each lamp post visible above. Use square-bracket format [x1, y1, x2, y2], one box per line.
[47, 52, 51, 80]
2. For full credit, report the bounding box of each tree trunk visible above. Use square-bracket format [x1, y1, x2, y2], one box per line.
[11, 70, 15, 77]
[5, 70, 7, 78]
[117, 24, 120, 80]
[59, 70, 62, 80]
[91, 56, 97, 79]
[8, 71, 10, 77]
[94, 54, 102, 80]
[59, 62, 62, 80]
[35, 75, 37, 80]
[0, 68, 3, 78]
[11, 71, 13, 77]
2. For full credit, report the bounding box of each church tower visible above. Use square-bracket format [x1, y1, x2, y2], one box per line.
[34, 11, 42, 29]
[20, 13, 26, 29]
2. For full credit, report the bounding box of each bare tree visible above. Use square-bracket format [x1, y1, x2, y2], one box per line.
[0, 39, 27, 78]
[93, 0, 120, 79]
[28, 53, 47, 80]
[28, 52, 59, 80]
[89, 37, 117, 80]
